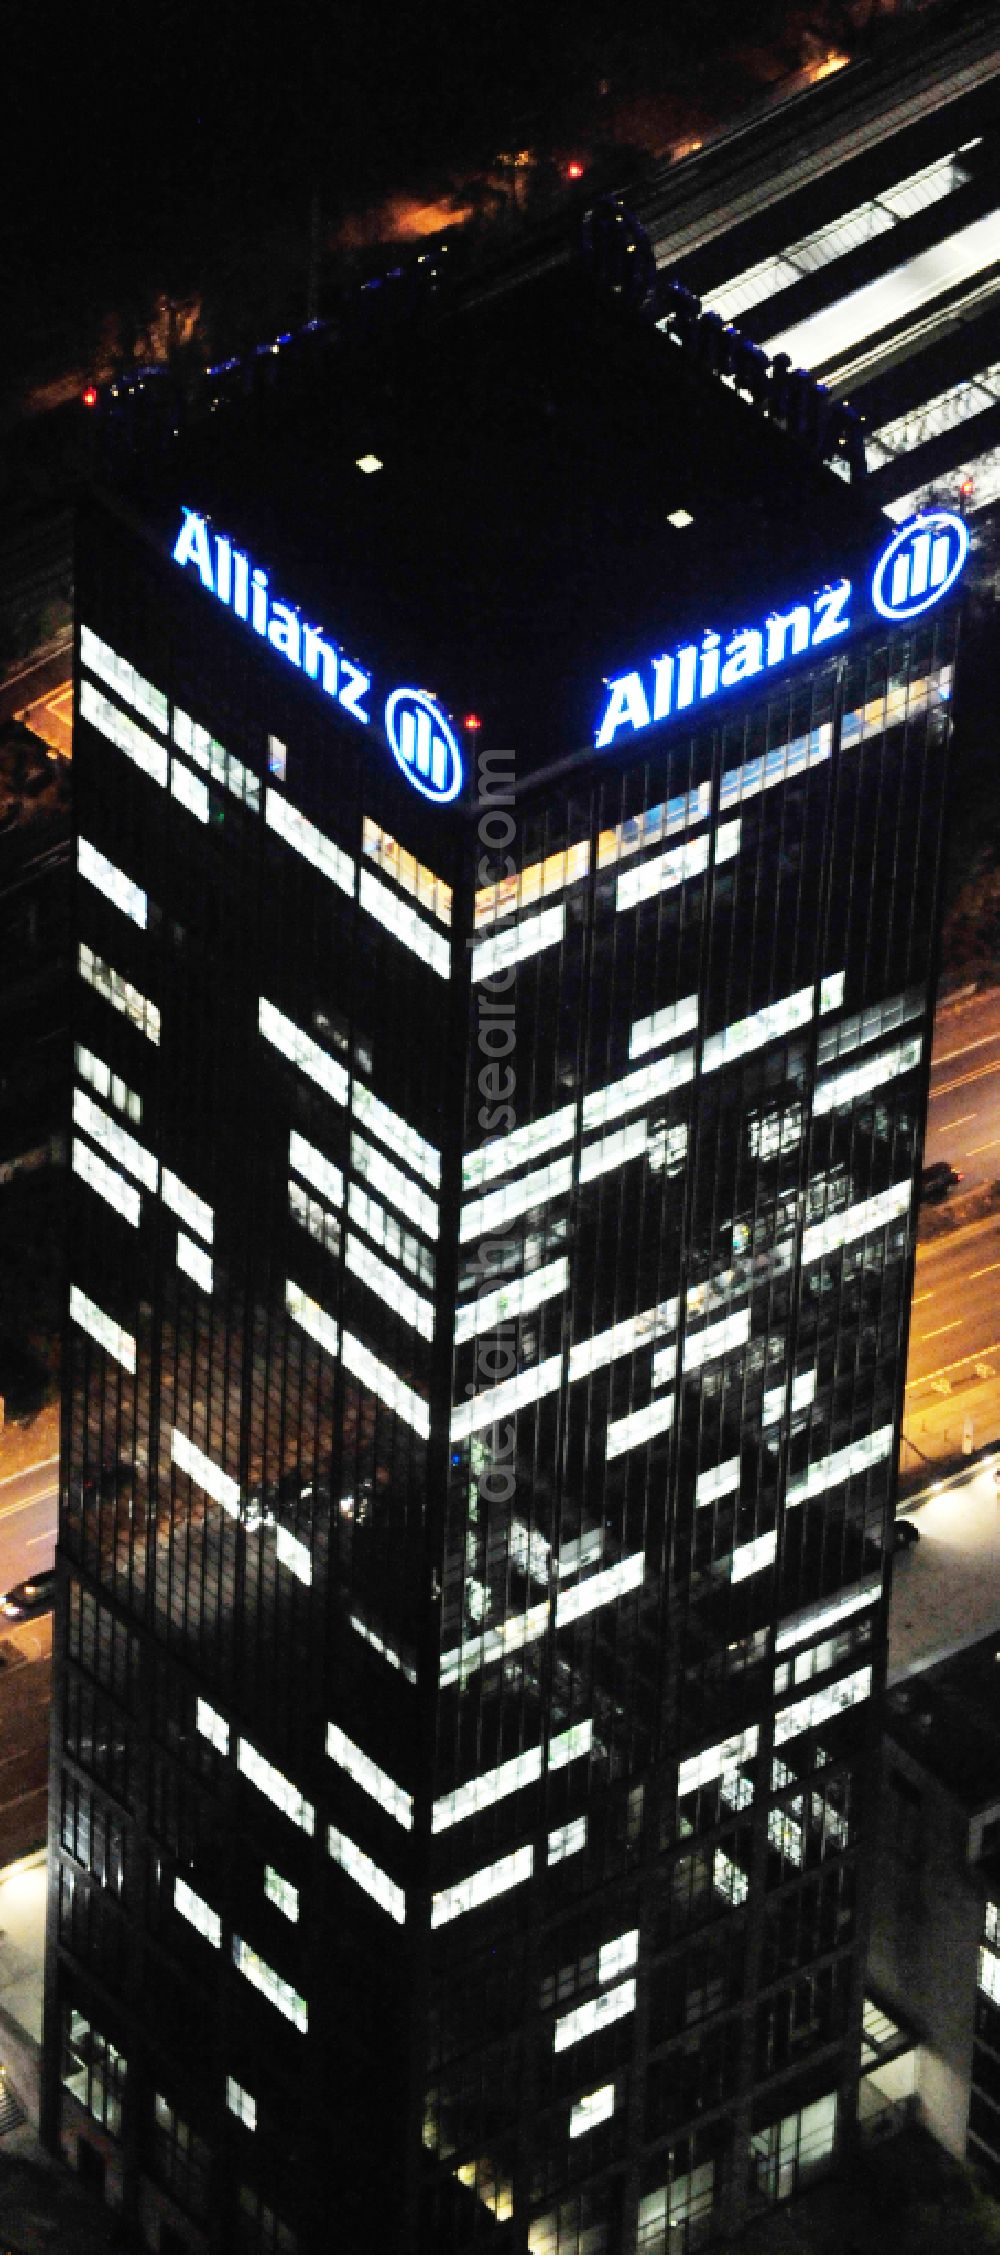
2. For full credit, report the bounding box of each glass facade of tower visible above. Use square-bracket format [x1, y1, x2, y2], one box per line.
[44, 477, 959, 2255]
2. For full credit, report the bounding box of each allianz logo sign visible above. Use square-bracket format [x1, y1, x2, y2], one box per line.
[385, 688, 462, 803]
[872, 511, 968, 621]
[172, 509, 464, 803]
[595, 513, 968, 750]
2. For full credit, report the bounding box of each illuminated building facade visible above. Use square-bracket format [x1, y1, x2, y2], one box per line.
[43, 261, 965, 2253]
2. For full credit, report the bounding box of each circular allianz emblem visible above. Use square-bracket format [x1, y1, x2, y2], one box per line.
[384, 688, 463, 803]
[871, 511, 969, 622]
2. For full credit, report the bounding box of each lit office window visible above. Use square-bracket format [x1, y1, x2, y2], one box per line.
[72, 1087, 158, 1188]
[460, 1157, 574, 1242]
[77, 837, 148, 928]
[433, 1747, 543, 1833]
[359, 868, 451, 980]
[72, 1138, 141, 1227]
[579, 1117, 651, 1184]
[817, 985, 924, 1066]
[549, 1721, 594, 1771]
[453, 1257, 568, 1343]
[554, 1980, 635, 2052]
[637, 2163, 715, 2244]
[775, 1575, 881, 1655]
[802, 1178, 911, 1265]
[599, 1931, 638, 1984]
[350, 1135, 439, 1240]
[731, 1530, 777, 1583]
[285, 1278, 340, 1360]
[362, 818, 452, 925]
[275, 1525, 312, 1586]
[232, 1938, 308, 2032]
[475, 839, 591, 927]
[682, 1308, 751, 1372]
[69, 1283, 136, 1373]
[345, 1232, 434, 1340]
[258, 997, 349, 1106]
[696, 1458, 741, 1508]
[176, 1233, 214, 1293]
[980, 1948, 1000, 2005]
[327, 1721, 413, 1830]
[629, 993, 699, 1060]
[264, 1867, 299, 1923]
[341, 1328, 430, 1438]
[348, 1183, 433, 1286]
[170, 759, 210, 824]
[471, 904, 565, 982]
[702, 984, 814, 1073]
[719, 726, 832, 813]
[162, 1168, 213, 1242]
[226, 2077, 257, 2130]
[773, 1666, 873, 1748]
[79, 679, 168, 785]
[74, 1044, 142, 1124]
[813, 1034, 921, 1114]
[439, 1601, 551, 1689]
[714, 1849, 749, 1906]
[79, 942, 160, 1044]
[461, 1105, 576, 1190]
[265, 786, 354, 896]
[80, 623, 169, 731]
[350, 1612, 418, 1682]
[196, 1698, 230, 1754]
[555, 1553, 644, 1627]
[762, 1369, 816, 1427]
[450, 1355, 563, 1442]
[615, 831, 713, 913]
[568, 1300, 676, 1384]
[678, 1725, 759, 1797]
[174, 707, 259, 810]
[568, 2083, 614, 2138]
[870, 361, 1000, 466]
[289, 1129, 344, 1208]
[786, 1426, 893, 1507]
[171, 1427, 240, 1519]
[237, 1740, 315, 1834]
[267, 734, 287, 781]
[605, 1395, 674, 1461]
[328, 1824, 406, 1924]
[431, 1844, 534, 1928]
[582, 1047, 696, 1130]
[351, 1082, 440, 1188]
[174, 1876, 221, 1948]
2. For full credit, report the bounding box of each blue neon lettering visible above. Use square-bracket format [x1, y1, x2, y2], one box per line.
[172, 510, 214, 589]
[811, 581, 852, 645]
[339, 659, 372, 724]
[720, 628, 762, 687]
[595, 673, 650, 749]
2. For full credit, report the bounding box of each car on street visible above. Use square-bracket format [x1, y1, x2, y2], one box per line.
[890, 1519, 920, 1551]
[0, 1569, 56, 1620]
[920, 1160, 964, 1203]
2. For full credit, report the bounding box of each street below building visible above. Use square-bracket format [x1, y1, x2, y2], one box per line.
[924, 984, 1000, 1191]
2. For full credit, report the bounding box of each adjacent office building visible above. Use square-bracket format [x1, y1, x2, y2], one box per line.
[43, 245, 967, 2252]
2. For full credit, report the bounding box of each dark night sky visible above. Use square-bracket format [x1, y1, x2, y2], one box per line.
[2, 0, 815, 387]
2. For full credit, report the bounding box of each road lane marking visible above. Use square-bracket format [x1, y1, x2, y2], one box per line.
[0, 1488, 58, 1520]
[933, 1112, 977, 1129]
[912, 1290, 935, 1303]
[934, 1030, 1000, 1066]
[932, 1061, 1000, 1097]
[970, 1261, 1000, 1280]
[922, 1321, 962, 1339]
[0, 1454, 58, 1490]
[25, 1529, 56, 1546]
[967, 1139, 1000, 1155]
[908, 1337, 1000, 1388]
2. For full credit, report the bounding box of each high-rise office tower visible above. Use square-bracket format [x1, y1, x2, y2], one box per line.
[43, 241, 967, 2255]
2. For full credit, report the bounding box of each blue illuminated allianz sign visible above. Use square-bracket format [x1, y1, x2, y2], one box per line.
[171, 509, 464, 804]
[595, 512, 969, 751]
